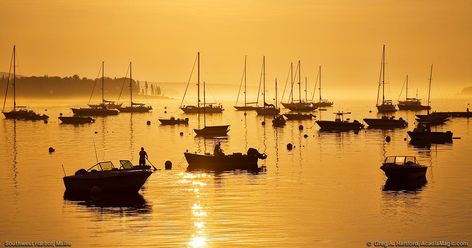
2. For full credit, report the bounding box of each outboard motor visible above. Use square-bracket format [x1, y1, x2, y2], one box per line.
[247, 148, 267, 160]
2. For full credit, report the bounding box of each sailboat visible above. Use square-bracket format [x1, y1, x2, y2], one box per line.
[71, 62, 120, 116]
[117, 62, 152, 113]
[376, 45, 397, 113]
[2, 46, 49, 121]
[180, 52, 224, 114]
[194, 81, 230, 136]
[281, 60, 316, 112]
[415, 65, 449, 125]
[255, 56, 280, 116]
[234, 56, 259, 111]
[272, 79, 286, 127]
[312, 66, 333, 108]
[398, 75, 431, 111]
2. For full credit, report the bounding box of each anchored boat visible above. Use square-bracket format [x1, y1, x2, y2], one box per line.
[2, 46, 49, 121]
[234, 56, 260, 111]
[158, 117, 189, 125]
[375, 45, 397, 113]
[281, 60, 317, 112]
[363, 115, 408, 128]
[398, 75, 431, 111]
[380, 156, 427, 181]
[59, 115, 95, 124]
[117, 62, 152, 113]
[185, 147, 267, 172]
[63, 160, 152, 195]
[316, 112, 364, 131]
[407, 122, 453, 144]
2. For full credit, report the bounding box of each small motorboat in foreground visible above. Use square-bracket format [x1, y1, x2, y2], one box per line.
[380, 156, 427, 181]
[316, 112, 364, 131]
[59, 115, 95, 124]
[63, 161, 152, 195]
[407, 122, 452, 144]
[185, 146, 267, 172]
[159, 117, 189, 125]
[363, 116, 407, 128]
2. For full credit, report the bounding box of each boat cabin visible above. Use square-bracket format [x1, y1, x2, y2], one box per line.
[383, 156, 418, 166]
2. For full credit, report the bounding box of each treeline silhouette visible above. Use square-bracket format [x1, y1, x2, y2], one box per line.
[0, 74, 162, 98]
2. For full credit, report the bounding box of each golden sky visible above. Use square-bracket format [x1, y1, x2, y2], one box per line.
[1, 0, 471, 97]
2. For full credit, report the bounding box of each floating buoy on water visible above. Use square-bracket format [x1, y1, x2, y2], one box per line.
[261, 121, 265, 126]
[404, 137, 407, 141]
[94, 131, 98, 134]
[164, 111, 167, 114]
[44, 120, 48, 124]
[147, 120, 151, 125]
[299, 125, 303, 130]
[180, 132, 184, 136]
[165, 160, 172, 170]
[48, 147, 55, 153]
[164, 106, 167, 109]
[287, 143, 293, 150]
[385, 136, 391, 142]
[369, 110, 372, 113]
[244, 112, 247, 116]
[304, 134, 308, 138]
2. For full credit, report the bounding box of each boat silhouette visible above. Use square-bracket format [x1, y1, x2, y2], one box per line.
[234, 56, 260, 111]
[363, 115, 408, 128]
[398, 75, 431, 111]
[185, 147, 267, 172]
[117, 62, 152, 113]
[316, 111, 364, 131]
[375, 45, 397, 113]
[407, 122, 453, 144]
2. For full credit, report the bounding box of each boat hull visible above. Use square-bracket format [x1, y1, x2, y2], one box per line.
[63, 169, 152, 194]
[59, 116, 95, 124]
[316, 120, 364, 131]
[381, 165, 427, 181]
[376, 104, 397, 113]
[71, 108, 119, 116]
[407, 131, 453, 144]
[159, 118, 189, 125]
[185, 153, 260, 171]
[281, 102, 317, 112]
[118, 106, 152, 113]
[3, 110, 49, 120]
[416, 114, 449, 125]
[194, 125, 230, 136]
[234, 105, 259, 111]
[283, 113, 315, 120]
[181, 106, 223, 113]
[363, 118, 407, 128]
[313, 101, 333, 108]
[255, 107, 280, 116]
[398, 104, 431, 111]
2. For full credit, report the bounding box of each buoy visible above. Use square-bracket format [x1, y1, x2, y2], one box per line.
[261, 121, 265, 126]
[59, 113, 63, 116]
[244, 112, 247, 116]
[180, 132, 184, 136]
[404, 137, 407, 141]
[48, 147, 55, 153]
[164, 111, 167, 114]
[44, 120, 48, 124]
[369, 110, 372, 113]
[147, 120, 151, 125]
[287, 143, 293, 150]
[304, 134, 308, 138]
[94, 131, 98, 134]
[299, 125, 303, 130]
[164, 106, 167, 109]
[386, 136, 391, 142]
[165, 160, 172, 170]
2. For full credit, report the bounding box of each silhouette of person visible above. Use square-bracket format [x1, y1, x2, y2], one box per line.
[139, 147, 148, 166]
[214, 142, 224, 156]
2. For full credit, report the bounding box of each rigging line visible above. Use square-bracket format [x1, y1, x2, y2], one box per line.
[311, 66, 320, 101]
[300, 64, 308, 100]
[2, 50, 14, 112]
[116, 63, 130, 103]
[376, 48, 383, 106]
[256, 58, 263, 104]
[397, 75, 407, 101]
[180, 54, 198, 108]
[235, 56, 246, 105]
[88, 64, 102, 105]
[280, 63, 291, 103]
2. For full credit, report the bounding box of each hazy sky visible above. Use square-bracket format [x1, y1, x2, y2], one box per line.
[1, 0, 471, 98]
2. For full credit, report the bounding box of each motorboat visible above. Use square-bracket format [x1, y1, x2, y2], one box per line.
[283, 113, 315, 120]
[363, 115, 407, 128]
[59, 115, 95, 124]
[407, 122, 453, 144]
[63, 160, 152, 195]
[185, 147, 267, 172]
[380, 156, 427, 181]
[316, 112, 364, 131]
[159, 117, 189, 125]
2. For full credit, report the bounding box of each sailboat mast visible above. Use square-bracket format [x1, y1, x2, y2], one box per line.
[130, 62, 133, 106]
[290, 62, 294, 103]
[382, 44, 386, 103]
[197, 52, 200, 109]
[263, 56, 266, 107]
[275, 78, 278, 109]
[298, 60, 301, 103]
[102, 61, 105, 104]
[203, 81, 206, 127]
[319, 66, 322, 102]
[427, 64, 433, 109]
[13, 45, 16, 111]
[244, 55, 247, 107]
[405, 74, 408, 100]
[305, 76, 308, 102]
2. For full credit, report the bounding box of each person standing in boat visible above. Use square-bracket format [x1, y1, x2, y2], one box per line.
[139, 147, 148, 166]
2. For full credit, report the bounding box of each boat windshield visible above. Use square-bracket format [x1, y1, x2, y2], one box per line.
[87, 161, 116, 171]
[120, 160, 134, 169]
[385, 156, 417, 165]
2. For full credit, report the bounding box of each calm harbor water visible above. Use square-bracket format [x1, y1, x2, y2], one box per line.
[0, 98, 471, 247]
